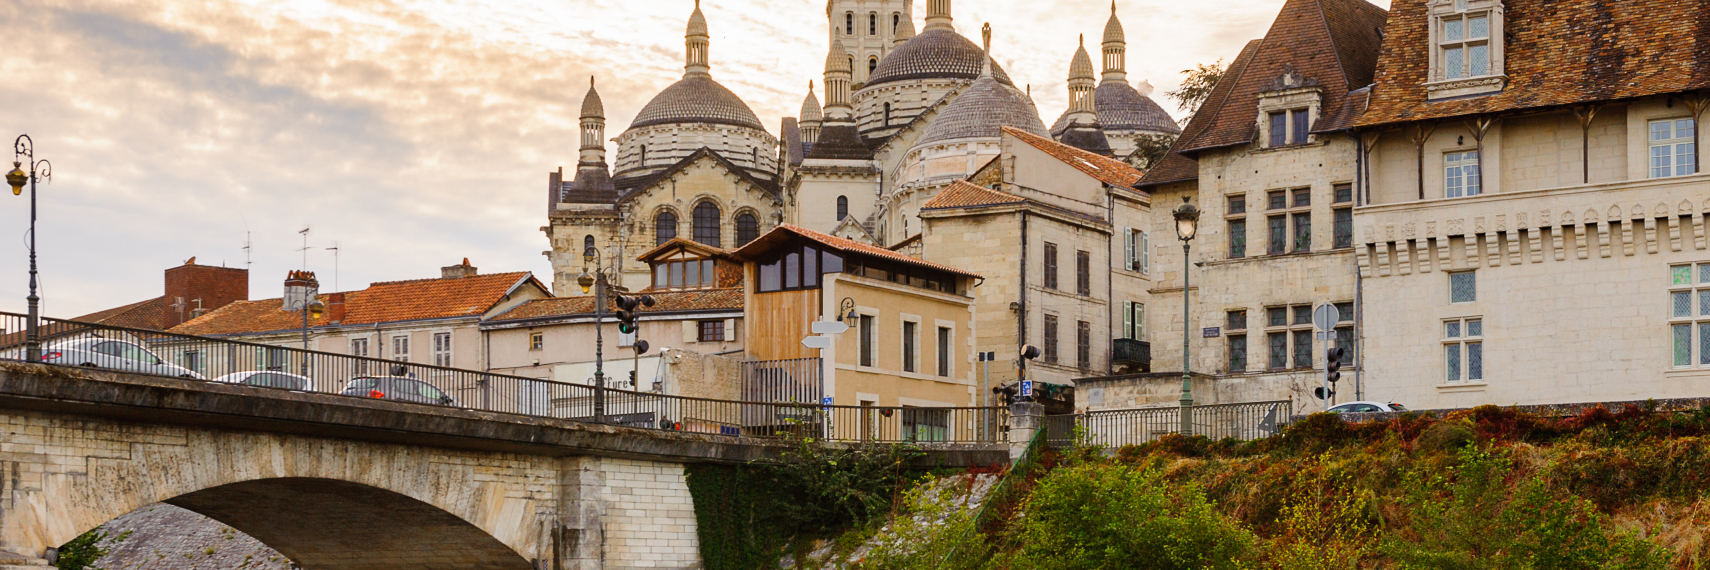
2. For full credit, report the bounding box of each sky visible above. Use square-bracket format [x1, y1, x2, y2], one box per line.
[0, 0, 1386, 317]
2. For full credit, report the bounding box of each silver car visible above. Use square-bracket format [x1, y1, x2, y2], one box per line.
[214, 371, 315, 392]
[33, 338, 203, 378]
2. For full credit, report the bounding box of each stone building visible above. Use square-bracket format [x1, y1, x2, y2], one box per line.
[1351, 0, 1710, 408]
[1048, 4, 1182, 169]
[1125, 0, 1386, 411]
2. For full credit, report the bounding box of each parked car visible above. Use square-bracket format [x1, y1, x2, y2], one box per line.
[340, 376, 457, 407]
[1327, 401, 1408, 414]
[214, 371, 315, 392]
[21, 338, 203, 378]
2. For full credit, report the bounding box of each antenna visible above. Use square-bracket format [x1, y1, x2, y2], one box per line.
[326, 242, 341, 292]
[243, 232, 252, 271]
[297, 226, 312, 271]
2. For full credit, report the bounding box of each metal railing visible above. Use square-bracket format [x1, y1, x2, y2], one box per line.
[1045, 400, 1292, 448]
[1111, 338, 1151, 368]
[0, 312, 1007, 443]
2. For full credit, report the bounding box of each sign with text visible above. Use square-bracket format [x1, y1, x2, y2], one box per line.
[1203, 327, 1221, 338]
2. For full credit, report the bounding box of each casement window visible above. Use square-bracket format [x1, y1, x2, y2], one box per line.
[351, 338, 370, 374]
[1267, 307, 1288, 328]
[1263, 305, 1318, 370]
[1439, 9, 1492, 80]
[1043, 314, 1060, 364]
[1122, 229, 1150, 273]
[391, 335, 410, 363]
[1266, 110, 1311, 148]
[1267, 332, 1288, 370]
[692, 202, 722, 247]
[1293, 188, 1310, 208]
[1293, 305, 1313, 326]
[937, 327, 952, 377]
[1227, 195, 1247, 259]
[1333, 183, 1353, 205]
[1444, 317, 1484, 382]
[736, 214, 759, 246]
[902, 321, 918, 373]
[859, 314, 875, 367]
[655, 212, 678, 245]
[529, 333, 543, 351]
[1076, 250, 1091, 295]
[1043, 242, 1060, 289]
[655, 258, 718, 290]
[1668, 264, 1710, 368]
[1076, 321, 1091, 371]
[1269, 112, 1287, 148]
[698, 320, 726, 343]
[1333, 208, 1353, 249]
[1227, 310, 1248, 332]
[1268, 190, 1287, 211]
[1121, 302, 1145, 340]
[432, 332, 452, 367]
[1292, 330, 1314, 368]
[1291, 110, 1310, 144]
[1268, 216, 1286, 255]
[1292, 212, 1312, 252]
[1450, 271, 1477, 303]
[1445, 151, 1481, 198]
[1266, 188, 1312, 255]
[1227, 310, 1248, 372]
[1650, 119, 1698, 179]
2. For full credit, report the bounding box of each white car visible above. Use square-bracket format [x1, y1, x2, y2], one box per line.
[32, 338, 203, 379]
[1327, 401, 1408, 414]
[214, 371, 315, 392]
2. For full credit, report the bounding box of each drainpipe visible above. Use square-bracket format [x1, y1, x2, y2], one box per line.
[1354, 133, 1366, 401]
[1018, 210, 1029, 385]
[1106, 188, 1116, 376]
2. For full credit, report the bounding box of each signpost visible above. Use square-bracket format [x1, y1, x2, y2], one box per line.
[1312, 304, 1341, 409]
[806, 320, 849, 438]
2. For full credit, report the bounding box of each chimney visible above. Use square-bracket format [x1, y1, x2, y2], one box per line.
[324, 292, 347, 323]
[164, 259, 249, 328]
[283, 270, 319, 310]
[442, 258, 479, 279]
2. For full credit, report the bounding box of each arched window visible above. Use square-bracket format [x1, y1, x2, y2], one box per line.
[883, 103, 891, 126]
[845, 13, 854, 35]
[848, 56, 855, 75]
[736, 214, 759, 246]
[868, 57, 878, 75]
[583, 235, 595, 254]
[893, 13, 900, 34]
[869, 13, 877, 35]
[656, 212, 677, 245]
[693, 202, 722, 247]
[752, 146, 759, 166]
[837, 196, 849, 220]
[639, 144, 647, 166]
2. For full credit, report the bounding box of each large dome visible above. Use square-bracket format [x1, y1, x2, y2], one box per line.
[917, 76, 1048, 145]
[1051, 82, 1182, 136]
[629, 76, 766, 131]
[865, 29, 1014, 89]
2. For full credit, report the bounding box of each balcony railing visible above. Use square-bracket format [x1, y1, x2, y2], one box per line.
[1044, 400, 1292, 448]
[1111, 338, 1151, 371]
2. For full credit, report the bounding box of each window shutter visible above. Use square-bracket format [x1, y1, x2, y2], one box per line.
[724, 319, 737, 342]
[1141, 232, 1151, 273]
[1122, 301, 1134, 339]
[683, 321, 698, 343]
[1123, 227, 1134, 270]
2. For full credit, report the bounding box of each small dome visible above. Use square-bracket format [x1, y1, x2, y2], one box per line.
[801, 84, 823, 122]
[1070, 40, 1095, 80]
[630, 75, 765, 131]
[1102, 4, 1125, 45]
[917, 75, 1049, 145]
[1051, 81, 1182, 136]
[687, 1, 708, 36]
[826, 48, 850, 73]
[580, 77, 604, 119]
[865, 29, 1013, 89]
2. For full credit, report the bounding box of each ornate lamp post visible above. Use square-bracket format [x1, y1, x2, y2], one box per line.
[1173, 196, 1200, 436]
[286, 297, 326, 373]
[577, 246, 619, 422]
[7, 135, 51, 363]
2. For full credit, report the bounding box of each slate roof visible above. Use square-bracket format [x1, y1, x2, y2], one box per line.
[1174, 0, 1387, 154]
[917, 75, 1050, 145]
[490, 288, 744, 323]
[561, 164, 618, 204]
[1358, 0, 1710, 128]
[1132, 151, 1200, 188]
[171, 272, 541, 336]
[782, 117, 806, 167]
[805, 123, 874, 160]
[865, 29, 1014, 88]
[628, 76, 766, 131]
[1058, 124, 1116, 157]
[921, 180, 1026, 209]
[1004, 126, 1145, 188]
[733, 224, 982, 278]
[1050, 82, 1183, 136]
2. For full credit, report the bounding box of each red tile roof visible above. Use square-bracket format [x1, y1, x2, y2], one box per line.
[1175, 0, 1387, 153]
[1358, 0, 1710, 128]
[734, 224, 982, 278]
[170, 272, 544, 336]
[72, 297, 168, 331]
[921, 180, 1026, 210]
[1002, 127, 1146, 188]
[490, 288, 744, 322]
[1134, 39, 1264, 188]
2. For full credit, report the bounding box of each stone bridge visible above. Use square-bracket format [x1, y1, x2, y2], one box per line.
[0, 362, 1003, 570]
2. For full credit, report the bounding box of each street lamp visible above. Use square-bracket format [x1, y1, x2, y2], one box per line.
[1172, 196, 1200, 436]
[578, 245, 621, 421]
[286, 298, 326, 374]
[7, 135, 51, 363]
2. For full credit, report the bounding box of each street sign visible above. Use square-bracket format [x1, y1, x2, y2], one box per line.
[1202, 327, 1221, 338]
[1312, 303, 1341, 331]
[801, 336, 834, 349]
[811, 320, 849, 335]
[1316, 331, 1337, 340]
[977, 351, 997, 362]
[821, 396, 834, 406]
[1021, 380, 1033, 396]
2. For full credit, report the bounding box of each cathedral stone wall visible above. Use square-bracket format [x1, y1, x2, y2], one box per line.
[613, 123, 778, 183]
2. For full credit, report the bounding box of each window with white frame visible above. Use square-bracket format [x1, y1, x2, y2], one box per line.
[1668, 263, 1710, 368]
[1444, 317, 1484, 382]
[351, 337, 370, 374]
[392, 335, 410, 363]
[1121, 301, 1144, 340]
[1445, 151, 1481, 198]
[1122, 229, 1149, 273]
[1426, 0, 1506, 99]
[1650, 118, 1698, 179]
[432, 332, 452, 367]
[1439, 11, 1491, 80]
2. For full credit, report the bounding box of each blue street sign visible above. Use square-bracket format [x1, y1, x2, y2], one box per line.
[821, 396, 834, 406]
[1021, 380, 1033, 395]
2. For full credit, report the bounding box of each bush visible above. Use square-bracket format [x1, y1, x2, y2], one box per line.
[55, 530, 110, 570]
[999, 463, 1256, 570]
[857, 474, 992, 570]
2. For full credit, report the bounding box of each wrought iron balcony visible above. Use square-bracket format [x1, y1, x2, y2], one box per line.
[1111, 338, 1151, 372]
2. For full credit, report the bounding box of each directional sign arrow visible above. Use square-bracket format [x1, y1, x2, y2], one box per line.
[811, 320, 850, 335]
[801, 335, 834, 349]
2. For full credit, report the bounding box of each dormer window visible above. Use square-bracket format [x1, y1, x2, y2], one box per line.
[1256, 77, 1320, 149]
[1426, 0, 1506, 100]
[654, 257, 718, 290]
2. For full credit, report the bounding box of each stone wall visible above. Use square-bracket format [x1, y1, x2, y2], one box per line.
[597, 459, 701, 569]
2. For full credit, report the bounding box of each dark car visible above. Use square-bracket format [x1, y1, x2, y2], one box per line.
[341, 376, 457, 407]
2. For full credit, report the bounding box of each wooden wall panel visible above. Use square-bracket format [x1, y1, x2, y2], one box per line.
[746, 289, 820, 361]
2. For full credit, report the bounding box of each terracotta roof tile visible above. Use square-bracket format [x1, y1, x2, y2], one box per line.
[72, 297, 167, 330]
[734, 224, 982, 278]
[1003, 126, 1145, 187]
[170, 272, 542, 336]
[169, 297, 346, 336]
[1176, 0, 1387, 153]
[921, 180, 1026, 210]
[1359, 0, 1710, 128]
[490, 288, 744, 322]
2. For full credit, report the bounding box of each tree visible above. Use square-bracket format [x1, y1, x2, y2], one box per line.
[1166, 59, 1228, 121]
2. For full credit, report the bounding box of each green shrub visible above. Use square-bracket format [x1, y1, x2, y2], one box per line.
[857, 474, 991, 570]
[55, 530, 110, 570]
[999, 463, 1256, 570]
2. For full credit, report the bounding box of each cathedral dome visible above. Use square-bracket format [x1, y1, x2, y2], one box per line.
[1051, 81, 1181, 136]
[864, 29, 1014, 89]
[917, 75, 1048, 145]
[629, 76, 766, 131]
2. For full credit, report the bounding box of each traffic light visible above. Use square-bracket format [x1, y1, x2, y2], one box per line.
[614, 295, 657, 335]
[1326, 347, 1346, 384]
[1313, 386, 1336, 400]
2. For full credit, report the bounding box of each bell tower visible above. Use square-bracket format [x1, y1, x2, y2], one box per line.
[826, 0, 913, 85]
